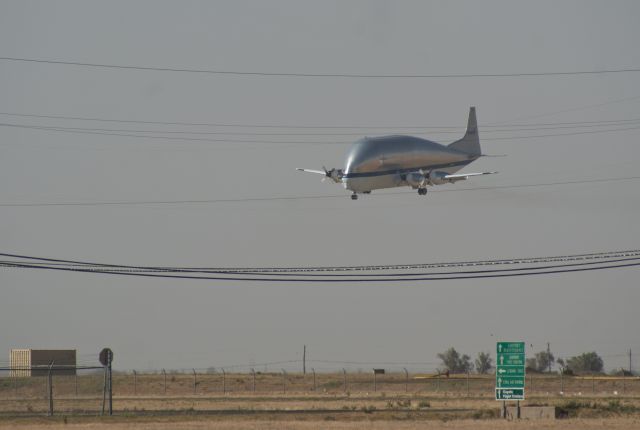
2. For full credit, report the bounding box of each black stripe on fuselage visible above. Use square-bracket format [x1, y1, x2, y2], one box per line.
[342, 159, 474, 179]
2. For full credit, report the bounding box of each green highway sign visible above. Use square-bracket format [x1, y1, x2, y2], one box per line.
[495, 388, 524, 400]
[497, 353, 525, 366]
[496, 341, 525, 401]
[496, 376, 525, 388]
[496, 366, 525, 376]
[497, 342, 524, 354]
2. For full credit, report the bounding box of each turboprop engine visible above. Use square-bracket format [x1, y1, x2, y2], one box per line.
[405, 170, 450, 188]
[426, 171, 449, 185]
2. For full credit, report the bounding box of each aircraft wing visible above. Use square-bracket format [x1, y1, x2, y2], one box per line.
[443, 171, 498, 183]
[296, 167, 343, 183]
[296, 168, 326, 175]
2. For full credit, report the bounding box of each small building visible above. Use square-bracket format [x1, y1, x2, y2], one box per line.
[10, 349, 76, 377]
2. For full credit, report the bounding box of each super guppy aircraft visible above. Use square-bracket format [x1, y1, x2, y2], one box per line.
[297, 107, 497, 200]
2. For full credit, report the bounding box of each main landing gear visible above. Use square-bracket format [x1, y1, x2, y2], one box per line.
[418, 188, 427, 196]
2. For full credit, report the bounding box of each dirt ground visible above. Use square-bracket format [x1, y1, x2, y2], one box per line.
[1, 417, 640, 430]
[1, 373, 639, 429]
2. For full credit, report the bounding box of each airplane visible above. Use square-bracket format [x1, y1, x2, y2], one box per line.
[297, 107, 497, 200]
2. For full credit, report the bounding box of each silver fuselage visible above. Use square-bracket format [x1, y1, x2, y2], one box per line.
[342, 136, 478, 192]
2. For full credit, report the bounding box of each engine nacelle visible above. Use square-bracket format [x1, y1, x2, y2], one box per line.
[427, 171, 449, 185]
[326, 168, 343, 183]
[405, 172, 426, 188]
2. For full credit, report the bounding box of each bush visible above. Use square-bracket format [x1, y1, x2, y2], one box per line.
[361, 405, 376, 414]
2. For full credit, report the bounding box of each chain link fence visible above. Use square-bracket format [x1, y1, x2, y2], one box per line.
[0, 367, 638, 416]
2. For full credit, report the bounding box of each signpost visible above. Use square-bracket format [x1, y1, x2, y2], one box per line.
[496, 342, 525, 405]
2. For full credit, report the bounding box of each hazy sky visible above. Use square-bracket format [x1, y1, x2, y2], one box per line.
[1, 1, 639, 372]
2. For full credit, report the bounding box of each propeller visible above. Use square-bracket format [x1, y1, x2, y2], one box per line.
[322, 166, 343, 183]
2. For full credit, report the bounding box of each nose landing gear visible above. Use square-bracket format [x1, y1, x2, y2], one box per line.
[351, 193, 358, 200]
[418, 188, 427, 196]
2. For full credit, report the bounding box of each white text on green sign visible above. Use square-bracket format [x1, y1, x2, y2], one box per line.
[496, 366, 525, 376]
[496, 376, 525, 388]
[497, 353, 524, 366]
[496, 342, 524, 354]
[496, 388, 525, 400]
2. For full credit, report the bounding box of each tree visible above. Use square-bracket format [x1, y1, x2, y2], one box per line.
[535, 350, 555, 372]
[525, 351, 555, 373]
[566, 352, 604, 374]
[437, 347, 473, 373]
[475, 352, 493, 374]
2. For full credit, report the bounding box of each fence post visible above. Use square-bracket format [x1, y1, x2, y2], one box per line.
[403, 368, 409, 393]
[623, 369, 626, 394]
[133, 370, 137, 396]
[466, 371, 470, 397]
[74, 372, 78, 397]
[343, 369, 347, 393]
[193, 369, 197, 395]
[13, 375, 17, 398]
[162, 369, 166, 395]
[373, 369, 377, 392]
[530, 374, 533, 393]
[560, 369, 564, 393]
[108, 359, 113, 416]
[437, 373, 440, 391]
[592, 373, 595, 395]
[101, 364, 107, 416]
[251, 369, 256, 393]
[222, 368, 226, 394]
[312, 368, 316, 391]
[47, 361, 54, 417]
[281, 369, 286, 394]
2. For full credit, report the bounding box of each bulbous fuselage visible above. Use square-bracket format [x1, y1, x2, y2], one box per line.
[342, 135, 477, 192]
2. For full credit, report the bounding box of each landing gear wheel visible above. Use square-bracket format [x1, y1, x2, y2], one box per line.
[418, 188, 427, 196]
[351, 193, 358, 200]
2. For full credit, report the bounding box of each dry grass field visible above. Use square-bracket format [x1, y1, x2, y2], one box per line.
[1, 372, 638, 429]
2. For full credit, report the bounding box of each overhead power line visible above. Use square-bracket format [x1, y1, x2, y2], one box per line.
[2, 111, 640, 130]
[3, 253, 638, 278]
[2, 258, 639, 282]
[3, 117, 640, 136]
[2, 121, 640, 146]
[2, 56, 640, 78]
[0, 176, 639, 207]
[2, 249, 639, 283]
[3, 250, 636, 272]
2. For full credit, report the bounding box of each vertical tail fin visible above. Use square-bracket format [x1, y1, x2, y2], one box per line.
[448, 107, 481, 156]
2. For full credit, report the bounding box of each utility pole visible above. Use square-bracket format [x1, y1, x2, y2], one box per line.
[630, 349, 633, 375]
[547, 343, 552, 373]
[303, 345, 306, 375]
[312, 368, 316, 391]
[47, 361, 54, 417]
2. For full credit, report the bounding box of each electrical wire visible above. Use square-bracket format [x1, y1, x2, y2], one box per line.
[0, 176, 639, 207]
[2, 249, 639, 282]
[2, 259, 639, 282]
[2, 120, 639, 146]
[2, 250, 639, 276]
[3, 111, 640, 130]
[4, 118, 640, 136]
[3, 56, 640, 78]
